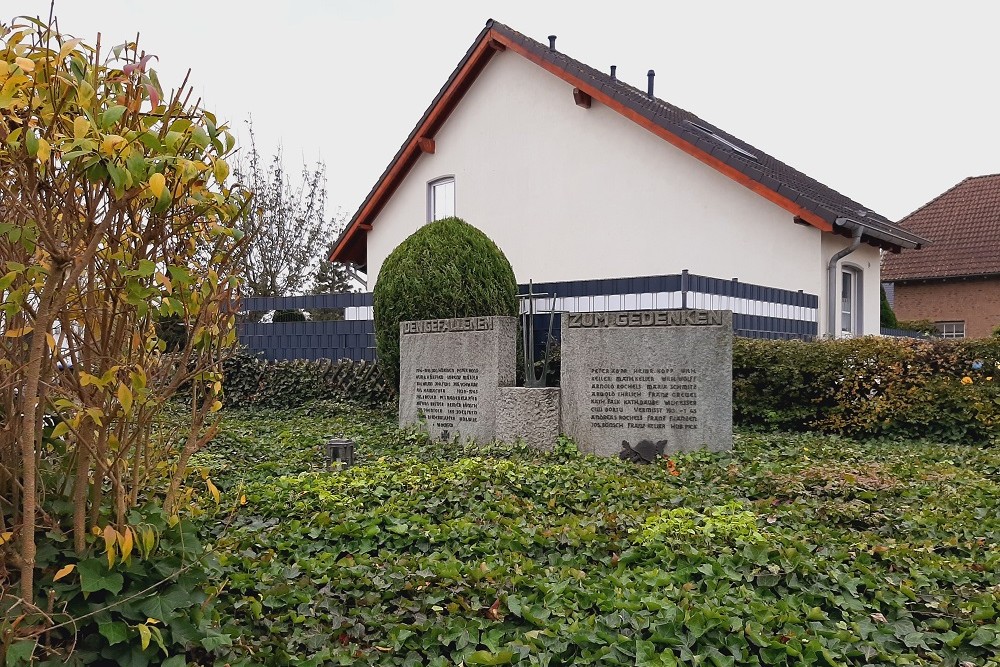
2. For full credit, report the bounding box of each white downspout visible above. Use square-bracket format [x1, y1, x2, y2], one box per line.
[826, 219, 863, 337]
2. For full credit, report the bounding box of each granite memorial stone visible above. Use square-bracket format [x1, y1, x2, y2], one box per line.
[399, 316, 516, 442]
[560, 309, 733, 456]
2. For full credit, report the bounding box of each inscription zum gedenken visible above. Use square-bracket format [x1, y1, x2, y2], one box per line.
[568, 310, 724, 328]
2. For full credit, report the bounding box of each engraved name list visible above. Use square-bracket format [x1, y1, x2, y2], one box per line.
[588, 366, 699, 432]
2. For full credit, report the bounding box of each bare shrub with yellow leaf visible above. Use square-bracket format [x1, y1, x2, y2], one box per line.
[0, 11, 247, 631]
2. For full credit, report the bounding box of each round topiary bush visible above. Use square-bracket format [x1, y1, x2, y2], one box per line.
[373, 217, 518, 389]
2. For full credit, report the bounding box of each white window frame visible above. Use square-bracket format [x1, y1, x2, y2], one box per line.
[840, 265, 863, 336]
[427, 176, 455, 222]
[936, 321, 965, 339]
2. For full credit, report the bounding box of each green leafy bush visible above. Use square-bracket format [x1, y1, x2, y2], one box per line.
[372, 217, 518, 389]
[897, 319, 939, 335]
[273, 309, 306, 322]
[879, 285, 898, 328]
[734, 336, 1000, 442]
[5, 504, 230, 666]
[221, 350, 393, 408]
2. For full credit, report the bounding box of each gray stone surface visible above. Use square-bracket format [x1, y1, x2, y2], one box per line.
[560, 310, 733, 456]
[398, 316, 516, 442]
[496, 387, 561, 451]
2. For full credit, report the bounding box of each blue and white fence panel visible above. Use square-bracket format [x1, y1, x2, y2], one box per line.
[237, 293, 376, 361]
[522, 272, 818, 341]
[238, 272, 819, 362]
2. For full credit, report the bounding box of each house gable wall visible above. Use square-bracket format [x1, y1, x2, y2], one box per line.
[365, 49, 881, 335]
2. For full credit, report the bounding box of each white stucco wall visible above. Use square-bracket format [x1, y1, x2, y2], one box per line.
[820, 236, 881, 336]
[365, 49, 882, 335]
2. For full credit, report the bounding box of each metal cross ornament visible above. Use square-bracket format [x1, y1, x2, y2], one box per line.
[517, 280, 558, 388]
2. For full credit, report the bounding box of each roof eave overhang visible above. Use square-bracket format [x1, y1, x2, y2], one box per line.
[330, 23, 904, 267]
[833, 217, 930, 252]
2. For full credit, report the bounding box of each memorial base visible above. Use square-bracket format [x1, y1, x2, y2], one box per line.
[496, 387, 561, 451]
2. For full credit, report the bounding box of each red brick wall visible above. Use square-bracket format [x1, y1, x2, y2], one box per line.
[892, 277, 1000, 338]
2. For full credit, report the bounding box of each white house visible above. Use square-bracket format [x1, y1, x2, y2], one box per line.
[331, 21, 926, 338]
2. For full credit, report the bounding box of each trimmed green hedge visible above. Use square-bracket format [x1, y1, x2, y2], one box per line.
[734, 336, 1000, 442]
[372, 217, 518, 390]
[222, 351, 394, 409]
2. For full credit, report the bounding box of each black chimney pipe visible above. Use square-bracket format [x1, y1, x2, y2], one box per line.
[610, 65, 617, 80]
[548, 35, 557, 50]
[647, 69, 655, 97]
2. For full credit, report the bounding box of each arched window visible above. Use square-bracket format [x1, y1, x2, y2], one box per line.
[427, 176, 455, 222]
[840, 266, 863, 336]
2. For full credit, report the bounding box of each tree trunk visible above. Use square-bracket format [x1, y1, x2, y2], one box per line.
[17, 274, 61, 604]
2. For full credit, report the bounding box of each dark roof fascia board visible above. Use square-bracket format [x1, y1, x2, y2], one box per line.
[891, 273, 1000, 285]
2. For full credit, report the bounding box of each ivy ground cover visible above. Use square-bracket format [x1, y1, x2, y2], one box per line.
[198, 403, 1000, 666]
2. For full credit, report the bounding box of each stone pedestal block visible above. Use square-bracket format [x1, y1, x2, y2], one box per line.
[399, 316, 516, 442]
[496, 387, 561, 451]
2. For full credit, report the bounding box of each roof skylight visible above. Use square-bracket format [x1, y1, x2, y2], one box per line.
[684, 121, 759, 162]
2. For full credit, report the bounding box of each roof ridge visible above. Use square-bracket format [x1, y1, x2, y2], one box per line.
[489, 21, 893, 226]
[897, 174, 1000, 224]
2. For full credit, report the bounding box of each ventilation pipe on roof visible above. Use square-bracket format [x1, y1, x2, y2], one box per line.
[610, 65, 617, 80]
[826, 218, 863, 338]
[647, 70, 655, 97]
[548, 35, 557, 50]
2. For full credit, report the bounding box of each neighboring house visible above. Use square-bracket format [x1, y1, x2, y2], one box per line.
[883, 174, 1000, 339]
[331, 20, 926, 338]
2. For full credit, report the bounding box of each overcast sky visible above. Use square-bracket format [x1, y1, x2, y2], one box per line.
[12, 1, 1000, 223]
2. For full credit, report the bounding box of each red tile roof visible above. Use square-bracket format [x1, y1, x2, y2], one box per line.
[882, 174, 1000, 281]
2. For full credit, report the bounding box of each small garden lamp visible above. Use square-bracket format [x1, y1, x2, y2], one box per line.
[324, 437, 355, 470]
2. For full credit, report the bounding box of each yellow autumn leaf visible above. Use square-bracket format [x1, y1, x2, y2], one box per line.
[100, 134, 125, 157]
[119, 526, 134, 561]
[50, 421, 69, 439]
[54, 563, 76, 581]
[36, 137, 50, 162]
[0, 531, 12, 546]
[137, 623, 151, 650]
[58, 37, 83, 61]
[78, 80, 95, 104]
[103, 525, 118, 568]
[239, 494, 247, 506]
[141, 526, 155, 556]
[15, 57, 34, 72]
[117, 382, 133, 414]
[213, 158, 229, 183]
[73, 115, 90, 139]
[4, 326, 32, 338]
[155, 271, 172, 293]
[207, 479, 221, 504]
[148, 172, 165, 198]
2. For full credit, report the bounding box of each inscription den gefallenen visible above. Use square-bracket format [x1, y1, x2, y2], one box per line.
[567, 310, 725, 328]
[402, 317, 495, 335]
